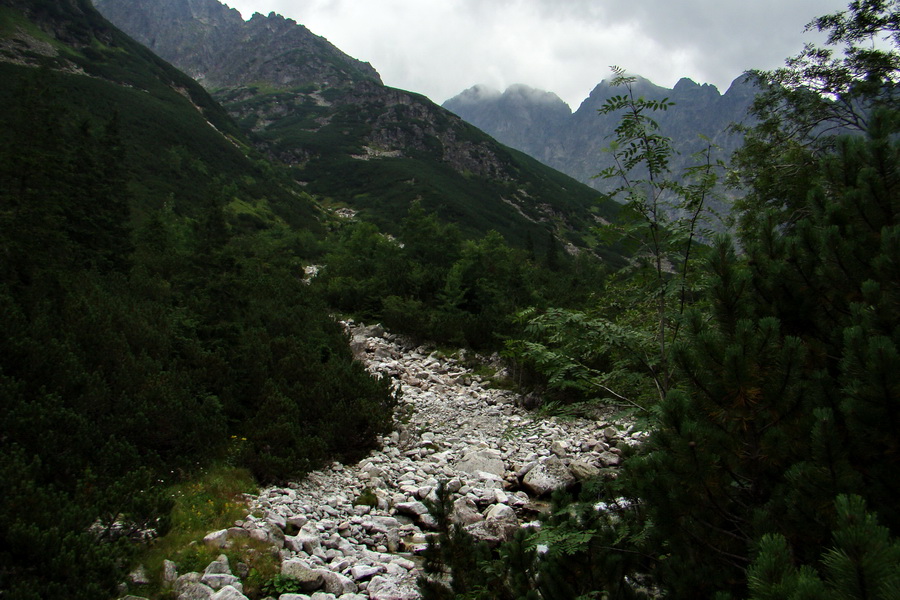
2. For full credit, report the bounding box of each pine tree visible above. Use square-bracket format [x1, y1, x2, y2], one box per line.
[747, 495, 900, 600]
[615, 2, 900, 593]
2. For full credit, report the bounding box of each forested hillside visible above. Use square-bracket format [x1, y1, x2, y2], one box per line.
[0, 1, 398, 596]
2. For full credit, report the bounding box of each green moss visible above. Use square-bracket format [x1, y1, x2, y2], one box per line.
[353, 487, 379, 507]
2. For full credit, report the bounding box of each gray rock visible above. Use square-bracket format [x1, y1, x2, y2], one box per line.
[522, 455, 576, 496]
[569, 459, 601, 480]
[203, 529, 229, 548]
[265, 522, 286, 549]
[366, 576, 407, 600]
[394, 501, 429, 518]
[549, 440, 568, 457]
[201, 574, 240, 591]
[455, 448, 505, 477]
[163, 559, 178, 585]
[598, 451, 621, 467]
[128, 565, 151, 586]
[450, 497, 483, 526]
[174, 574, 214, 600]
[266, 511, 288, 531]
[350, 564, 383, 581]
[295, 524, 323, 555]
[464, 502, 520, 546]
[314, 569, 358, 595]
[210, 586, 248, 600]
[204, 555, 231, 576]
[280, 560, 324, 592]
[287, 514, 309, 530]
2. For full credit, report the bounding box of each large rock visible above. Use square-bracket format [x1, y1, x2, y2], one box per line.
[314, 569, 358, 595]
[174, 573, 215, 600]
[521, 455, 576, 496]
[292, 524, 323, 555]
[350, 564, 383, 581]
[455, 448, 505, 477]
[464, 503, 520, 546]
[569, 458, 601, 481]
[450, 497, 483, 526]
[280, 559, 324, 592]
[598, 451, 621, 467]
[366, 575, 411, 600]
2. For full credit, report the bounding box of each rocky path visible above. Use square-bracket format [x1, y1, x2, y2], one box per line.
[170, 322, 643, 600]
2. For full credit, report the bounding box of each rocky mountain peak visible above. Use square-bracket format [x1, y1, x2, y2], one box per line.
[450, 84, 503, 104]
[93, 0, 382, 90]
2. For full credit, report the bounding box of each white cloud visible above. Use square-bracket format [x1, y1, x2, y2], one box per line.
[223, 0, 851, 108]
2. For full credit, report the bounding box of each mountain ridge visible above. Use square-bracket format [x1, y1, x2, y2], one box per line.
[444, 74, 758, 207]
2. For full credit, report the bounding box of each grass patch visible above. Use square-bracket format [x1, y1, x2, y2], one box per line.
[126, 465, 271, 598]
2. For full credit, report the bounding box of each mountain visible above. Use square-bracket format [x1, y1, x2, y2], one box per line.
[0, 0, 321, 228]
[445, 76, 759, 214]
[443, 83, 573, 167]
[92, 0, 381, 90]
[94, 0, 621, 254]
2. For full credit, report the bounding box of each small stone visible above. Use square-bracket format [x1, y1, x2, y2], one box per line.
[128, 565, 150, 586]
[163, 559, 178, 585]
[202, 529, 229, 548]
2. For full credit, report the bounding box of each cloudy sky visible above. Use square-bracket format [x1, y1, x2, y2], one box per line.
[221, 0, 850, 109]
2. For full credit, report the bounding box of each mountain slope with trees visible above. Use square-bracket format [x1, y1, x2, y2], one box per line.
[93, 0, 621, 253]
[0, 1, 397, 597]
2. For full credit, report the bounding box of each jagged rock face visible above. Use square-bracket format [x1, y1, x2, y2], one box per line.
[93, 0, 381, 89]
[93, 0, 498, 175]
[444, 76, 759, 213]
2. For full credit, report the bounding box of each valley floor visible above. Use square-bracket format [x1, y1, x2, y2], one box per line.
[169, 322, 643, 600]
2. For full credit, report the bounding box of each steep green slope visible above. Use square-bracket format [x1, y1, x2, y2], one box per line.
[95, 0, 623, 258]
[0, 2, 397, 598]
[221, 82, 619, 254]
[0, 0, 318, 228]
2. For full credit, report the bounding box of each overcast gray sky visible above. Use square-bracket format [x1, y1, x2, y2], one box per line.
[221, 0, 850, 109]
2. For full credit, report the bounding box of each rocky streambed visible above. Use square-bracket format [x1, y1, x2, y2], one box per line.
[157, 322, 644, 600]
